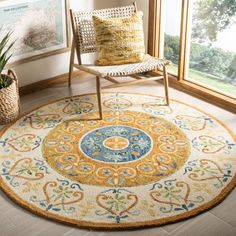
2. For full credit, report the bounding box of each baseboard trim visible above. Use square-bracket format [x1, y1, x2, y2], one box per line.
[19, 71, 82, 96]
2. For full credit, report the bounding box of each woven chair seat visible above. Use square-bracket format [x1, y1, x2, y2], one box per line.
[76, 55, 170, 77]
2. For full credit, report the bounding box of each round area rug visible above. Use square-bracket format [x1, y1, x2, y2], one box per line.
[0, 93, 236, 229]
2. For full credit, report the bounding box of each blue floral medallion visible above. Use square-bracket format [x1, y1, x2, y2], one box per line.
[79, 125, 152, 163]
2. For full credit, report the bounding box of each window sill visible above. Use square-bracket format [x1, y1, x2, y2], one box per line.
[152, 71, 236, 113]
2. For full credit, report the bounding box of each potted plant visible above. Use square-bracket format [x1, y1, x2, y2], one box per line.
[0, 30, 20, 125]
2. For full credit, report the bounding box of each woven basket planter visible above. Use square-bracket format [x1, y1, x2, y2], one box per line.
[0, 69, 20, 125]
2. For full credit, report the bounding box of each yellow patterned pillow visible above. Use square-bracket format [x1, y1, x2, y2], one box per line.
[92, 12, 145, 66]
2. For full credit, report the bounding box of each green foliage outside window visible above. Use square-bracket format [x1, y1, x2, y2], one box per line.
[164, 34, 236, 85]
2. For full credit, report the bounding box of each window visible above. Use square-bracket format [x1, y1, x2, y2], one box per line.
[149, 0, 236, 111]
[187, 0, 236, 98]
[163, 0, 182, 75]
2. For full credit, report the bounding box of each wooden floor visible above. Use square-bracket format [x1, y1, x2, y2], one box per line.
[0, 73, 236, 236]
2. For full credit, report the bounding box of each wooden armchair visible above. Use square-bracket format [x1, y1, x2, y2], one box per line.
[69, 2, 170, 119]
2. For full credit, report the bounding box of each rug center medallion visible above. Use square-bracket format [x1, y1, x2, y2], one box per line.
[80, 125, 152, 163]
[42, 110, 190, 187]
[104, 136, 129, 150]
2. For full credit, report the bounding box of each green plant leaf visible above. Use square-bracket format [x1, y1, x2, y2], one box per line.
[0, 46, 14, 74]
[0, 74, 11, 89]
[0, 32, 12, 55]
[0, 29, 15, 74]
[0, 54, 8, 74]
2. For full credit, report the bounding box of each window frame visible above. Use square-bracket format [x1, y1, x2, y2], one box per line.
[148, 0, 236, 113]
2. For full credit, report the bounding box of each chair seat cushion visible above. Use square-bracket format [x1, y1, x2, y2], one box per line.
[92, 11, 145, 66]
[77, 54, 170, 77]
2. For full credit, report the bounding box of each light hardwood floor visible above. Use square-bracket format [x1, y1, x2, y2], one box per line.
[0, 73, 236, 236]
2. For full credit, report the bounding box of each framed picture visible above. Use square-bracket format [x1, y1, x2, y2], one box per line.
[0, 0, 70, 66]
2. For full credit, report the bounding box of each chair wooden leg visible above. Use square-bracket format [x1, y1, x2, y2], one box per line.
[163, 65, 170, 106]
[96, 76, 103, 120]
[68, 40, 75, 87]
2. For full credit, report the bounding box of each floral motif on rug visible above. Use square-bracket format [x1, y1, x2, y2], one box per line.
[0, 93, 235, 229]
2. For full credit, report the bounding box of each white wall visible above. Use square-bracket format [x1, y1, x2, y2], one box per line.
[13, 0, 149, 87]
[13, 0, 121, 87]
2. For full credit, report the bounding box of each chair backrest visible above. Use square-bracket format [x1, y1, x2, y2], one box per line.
[70, 3, 137, 57]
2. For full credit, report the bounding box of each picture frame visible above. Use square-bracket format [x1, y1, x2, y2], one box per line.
[0, 0, 70, 66]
